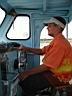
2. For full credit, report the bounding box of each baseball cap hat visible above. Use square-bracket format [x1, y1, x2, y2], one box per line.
[45, 16, 66, 28]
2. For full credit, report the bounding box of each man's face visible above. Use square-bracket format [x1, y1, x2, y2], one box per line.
[47, 23, 59, 37]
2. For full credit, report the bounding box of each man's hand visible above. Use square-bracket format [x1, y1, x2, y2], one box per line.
[18, 46, 27, 52]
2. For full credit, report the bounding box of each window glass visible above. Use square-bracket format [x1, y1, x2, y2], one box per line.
[68, 20, 72, 38]
[0, 8, 5, 25]
[40, 26, 53, 48]
[7, 16, 29, 39]
[40, 26, 53, 64]
[68, 20, 72, 45]
[62, 26, 67, 38]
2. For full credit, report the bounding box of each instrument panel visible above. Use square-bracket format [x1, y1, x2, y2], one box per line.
[0, 42, 27, 73]
[0, 42, 27, 96]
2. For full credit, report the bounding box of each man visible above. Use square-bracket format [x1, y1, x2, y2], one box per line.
[18, 16, 72, 96]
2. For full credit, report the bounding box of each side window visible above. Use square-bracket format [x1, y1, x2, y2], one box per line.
[68, 20, 72, 45]
[40, 26, 53, 64]
[40, 26, 53, 48]
[7, 16, 30, 39]
[0, 8, 5, 25]
[62, 26, 67, 38]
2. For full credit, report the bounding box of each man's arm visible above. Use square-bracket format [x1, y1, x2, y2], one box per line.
[18, 46, 44, 55]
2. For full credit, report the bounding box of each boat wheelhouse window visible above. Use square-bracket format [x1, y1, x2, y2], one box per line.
[40, 26, 53, 64]
[68, 20, 72, 45]
[7, 16, 29, 39]
[68, 20, 72, 39]
[0, 8, 5, 25]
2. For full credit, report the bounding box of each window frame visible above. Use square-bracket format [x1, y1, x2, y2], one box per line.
[0, 7, 6, 26]
[6, 14, 30, 40]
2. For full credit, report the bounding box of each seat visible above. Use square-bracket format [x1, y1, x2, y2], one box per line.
[36, 71, 72, 96]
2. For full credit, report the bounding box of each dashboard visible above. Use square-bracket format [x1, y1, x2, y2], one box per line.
[0, 42, 27, 73]
[0, 42, 27, 96]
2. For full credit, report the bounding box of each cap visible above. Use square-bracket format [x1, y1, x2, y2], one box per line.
[45, 16, 66, 28]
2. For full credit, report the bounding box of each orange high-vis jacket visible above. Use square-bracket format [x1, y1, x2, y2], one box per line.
[42, 33, 72, 82]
